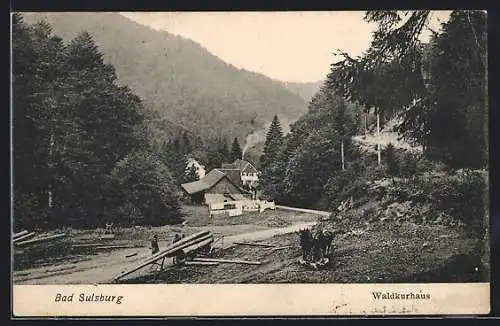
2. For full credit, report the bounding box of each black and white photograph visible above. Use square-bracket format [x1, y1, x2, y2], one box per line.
[11, 10, 490, 315]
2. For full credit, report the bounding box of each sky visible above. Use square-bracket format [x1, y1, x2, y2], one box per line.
[121, 11, 451, 83]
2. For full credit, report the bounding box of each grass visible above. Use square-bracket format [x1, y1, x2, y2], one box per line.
[181, 205, 321, 227]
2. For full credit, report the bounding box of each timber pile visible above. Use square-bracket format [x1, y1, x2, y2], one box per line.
[114, 230, 215, 281]
[13, 230, 67, 248]
[113, 231, 268, 282]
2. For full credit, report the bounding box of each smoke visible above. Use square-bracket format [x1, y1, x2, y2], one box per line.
[242, 128, 267, 159]
[241, 119, 291, 159]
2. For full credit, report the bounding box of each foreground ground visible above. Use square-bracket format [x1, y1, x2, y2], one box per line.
[121, 220, 488, 284]
[12, 207, 320, 284]
[13, 205, 488, 284]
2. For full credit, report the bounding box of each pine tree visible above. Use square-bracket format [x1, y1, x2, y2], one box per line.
[260, 115, 283, 171]
[57, 31, 146, 223]
[13, 16, 69, 228]
[383, 143, 399, 177]
[230, 137, 243, 162]
[220, 138, 230, 163]
[206, 137, 227, 171]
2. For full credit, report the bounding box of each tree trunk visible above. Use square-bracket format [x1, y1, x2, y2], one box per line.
[364, 112, 368, 135]
[48, 133, 54, 209]
[377, 112, 381, 166]
[341, 139, 345, 171]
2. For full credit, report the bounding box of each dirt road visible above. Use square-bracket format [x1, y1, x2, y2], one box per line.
[13, 220, 319, 284]
[218, 221, 318, 249]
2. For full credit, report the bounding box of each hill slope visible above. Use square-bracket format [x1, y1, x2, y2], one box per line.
[22, 12, 308, 146]
[281, 80, 324, 102]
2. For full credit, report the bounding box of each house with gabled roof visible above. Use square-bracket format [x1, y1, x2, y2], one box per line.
[221, 159, 259, 188]
[181, 168, 251, 206]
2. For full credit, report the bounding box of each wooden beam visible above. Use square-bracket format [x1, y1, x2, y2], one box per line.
[185, 261, 219, 266]
[268, 246, 289, 251]
[233, 242, 275, 248]
[95, 245, 136, 250]
[192, 257, 262, 265]
[15, 233, 66, 247]
[13, 232, 36, 243]
[181, 237, 213, 255]
[13, 230, 28, 239]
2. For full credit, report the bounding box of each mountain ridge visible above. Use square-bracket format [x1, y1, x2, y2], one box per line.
[22, 12, 310, 149]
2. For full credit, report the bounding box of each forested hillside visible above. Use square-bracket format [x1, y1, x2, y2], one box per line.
[258, 10, 488, 237]
[22, 12, 309, 147]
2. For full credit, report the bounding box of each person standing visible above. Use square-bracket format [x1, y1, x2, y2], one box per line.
[172, 234, 182, 265]
[151, 234, 159, 255]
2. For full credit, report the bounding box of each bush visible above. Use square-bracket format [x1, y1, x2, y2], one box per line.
[398, 151, 419, 177]
[109, 151, 184, 227]
[324, 162, 386, 210]
[430, 170, 487, 234]
[386, 169, 487, 235]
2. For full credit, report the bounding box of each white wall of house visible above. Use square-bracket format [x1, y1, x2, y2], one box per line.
[241, 171, 258, 186]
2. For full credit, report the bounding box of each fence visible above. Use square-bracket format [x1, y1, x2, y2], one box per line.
[208, 200, 276, 217]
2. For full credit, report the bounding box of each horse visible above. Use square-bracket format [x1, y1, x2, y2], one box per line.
[298, 228, 314, 261]
[314, 229, 334, 260]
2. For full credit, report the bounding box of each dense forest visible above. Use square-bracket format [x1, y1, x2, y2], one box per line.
[257, 11, 488, 236]
[12, 14, 184, 230]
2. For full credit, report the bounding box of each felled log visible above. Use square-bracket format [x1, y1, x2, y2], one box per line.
[185, 261, 219, 266]
[268, 246, 289, 251]
[13, 232, 36, 243]
[13, 230, 29, 239]
[233, 242, 276, 248]
[181, 237, 213, 255]
[73, 243, 137, 250]
[192, 257, 262, 265]
[15, 233, 67, 247]
[125, 252, 138, 258]
[114, 230, 212, 281]
[95, 245, 135, 250]
[148, 230, 210, 262]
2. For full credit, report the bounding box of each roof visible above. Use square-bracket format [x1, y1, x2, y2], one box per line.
[181, 169, 226, 194]
[221, 163, 237, 169]
[181, 169, 251, 195]
[235, 159, 259, 173]
[216, 168, 242, 186]
[221, 159, 258, 172]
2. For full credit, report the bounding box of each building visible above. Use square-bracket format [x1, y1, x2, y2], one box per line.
[186, 157, 206, 179]
[221, 159, 259, 188]
[181, 169, 251, 206]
